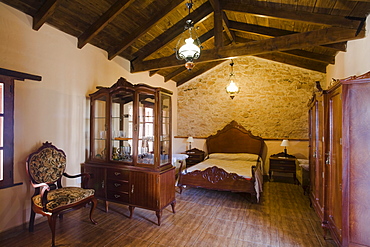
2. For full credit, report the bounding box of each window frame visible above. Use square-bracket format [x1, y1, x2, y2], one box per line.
[0, 76, 15, 188]
[0, 68, 41, 189]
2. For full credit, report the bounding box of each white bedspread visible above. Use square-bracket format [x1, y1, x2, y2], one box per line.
[184, 153, 263, 201]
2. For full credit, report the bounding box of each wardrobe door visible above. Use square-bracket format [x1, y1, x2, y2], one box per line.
[309, 93, 326, 221]
[342, 80, 370, 246]
[308, 101, 317, 204]
[316, 95, 325, 219]
[325, 86, 342, 244]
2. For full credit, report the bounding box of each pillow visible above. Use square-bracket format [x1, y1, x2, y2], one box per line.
[208, 153, 259, 161]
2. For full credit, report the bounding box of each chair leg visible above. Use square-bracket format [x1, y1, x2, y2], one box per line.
[47, 214, 58, 247]
[89, 198, 98, 225]
[29, 207, 36, 232]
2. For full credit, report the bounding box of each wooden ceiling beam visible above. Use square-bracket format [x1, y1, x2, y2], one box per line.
[230, 20, 340, 56]
[176, 61, 225, 86]
[282, 50, 335, 64]
[229, 21, 295, 37]
[77, 0, 134, 49]
[209, 0, 235, 44]
[221, 1, 360, 29]
[149, 70, 159, 77]
[235, 36, 334, 64]
[165, 67, 187, 82]
[168, 47, 330, 85]
[32, 0, 60, 30]
[221, 12, 236, 44]
[132, 2, 213, 61]
[323, 42, 347, 52]
[230, 20, 347, 52]
[131, 26, 364, 72]
[209, 0, 223, 48]
[108, 0, 184, 60]
[255, 52, 327, 73]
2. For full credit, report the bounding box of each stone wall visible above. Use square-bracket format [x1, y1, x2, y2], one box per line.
[177, 56, 326, 139]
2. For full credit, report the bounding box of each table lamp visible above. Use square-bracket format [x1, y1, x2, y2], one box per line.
[187, 136, 194, 150]
[280, 139, 290, 157]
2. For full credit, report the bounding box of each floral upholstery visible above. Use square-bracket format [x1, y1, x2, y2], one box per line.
[28, 147, 66, 184]
[27, 142, 97, 247]
[32, 187, 95, 211]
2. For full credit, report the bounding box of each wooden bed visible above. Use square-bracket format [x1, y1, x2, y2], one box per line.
[178, 121, 267, 202]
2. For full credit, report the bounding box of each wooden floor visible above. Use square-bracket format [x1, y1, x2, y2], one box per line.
[1, 180, 337, 247]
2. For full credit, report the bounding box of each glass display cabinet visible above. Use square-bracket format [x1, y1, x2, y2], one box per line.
[82, 77, 175, 225]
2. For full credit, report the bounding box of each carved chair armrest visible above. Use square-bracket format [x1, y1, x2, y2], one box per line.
[30, 181, 51, 211]
[63, 172, 91, 188]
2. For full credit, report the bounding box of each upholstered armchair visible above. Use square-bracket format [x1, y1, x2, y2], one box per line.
[26, 141, 97, 247]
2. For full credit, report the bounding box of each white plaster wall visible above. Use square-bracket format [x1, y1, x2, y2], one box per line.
[0, 3, 177, 233]
[326, 16, 370, 86]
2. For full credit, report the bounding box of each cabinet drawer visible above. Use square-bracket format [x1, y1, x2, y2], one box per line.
[107, 169, 129, 180]
[107, 190, 129, 203]
[107, 179, 129, 192]
[187, 154, 201, 159]
[270, 164, 296, 172]
[270, 160, 295, 165]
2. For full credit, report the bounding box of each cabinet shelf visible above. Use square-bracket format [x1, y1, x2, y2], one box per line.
[114, 137, 132, 141]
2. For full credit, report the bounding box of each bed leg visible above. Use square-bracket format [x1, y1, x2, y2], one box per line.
[249, 193, 257, 204]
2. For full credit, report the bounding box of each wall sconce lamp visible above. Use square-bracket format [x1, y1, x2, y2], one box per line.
[187, 136, 194, 150]
[280, 139, 290, 157]
[226, 60, 240, 99]
[175, 0, 202, 70]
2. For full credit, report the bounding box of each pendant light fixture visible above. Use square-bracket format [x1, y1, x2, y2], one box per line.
[175, 0, 202, 70]
[226, 60, 240, 99]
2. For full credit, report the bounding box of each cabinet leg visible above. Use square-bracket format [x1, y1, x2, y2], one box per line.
[171, 201, 176, 214]
[156, 210, 162, 226]
[129, 206, 135, 218]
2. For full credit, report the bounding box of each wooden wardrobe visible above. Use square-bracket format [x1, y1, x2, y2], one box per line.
[308, 71, 370, 247]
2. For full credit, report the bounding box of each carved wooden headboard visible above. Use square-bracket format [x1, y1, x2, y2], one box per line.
[206, 121, 266, 161]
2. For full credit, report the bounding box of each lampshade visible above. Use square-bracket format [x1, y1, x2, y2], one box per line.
[187, 136, 194, 143]
[280, 139, 290, 147]
[226, 60, 240, 99]
[175, 1, 202, 70]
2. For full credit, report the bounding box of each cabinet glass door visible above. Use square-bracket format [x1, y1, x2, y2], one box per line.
[93, 95, 107, 160]
[160, 93, 171, 165]
[111, 91, 134, 163]
[137, 92, 155, 165]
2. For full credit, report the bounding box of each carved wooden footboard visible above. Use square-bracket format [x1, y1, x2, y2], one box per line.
[178, 165, 257, 202]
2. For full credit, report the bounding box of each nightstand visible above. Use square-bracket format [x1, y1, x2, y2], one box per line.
[269, 154, 297, 183]
[184, 148, 205, 167]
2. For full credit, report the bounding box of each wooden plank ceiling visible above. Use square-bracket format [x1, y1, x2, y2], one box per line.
[3, 0, 370, 86]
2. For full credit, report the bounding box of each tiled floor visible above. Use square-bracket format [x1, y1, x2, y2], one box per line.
[1, 180, 337, 247]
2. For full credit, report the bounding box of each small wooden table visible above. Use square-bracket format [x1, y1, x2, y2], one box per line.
[269, 156, 297, 183]
[183, 148, 205, 167]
